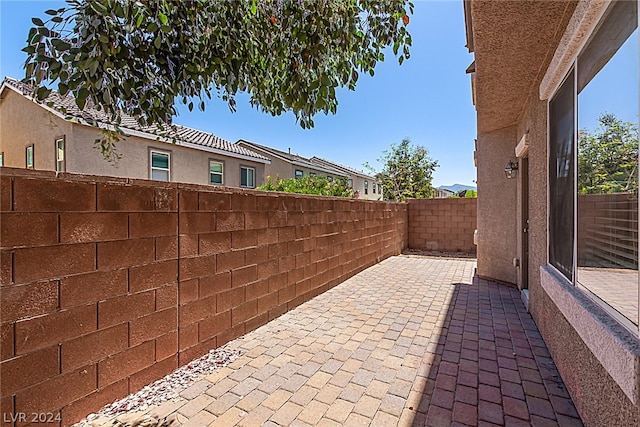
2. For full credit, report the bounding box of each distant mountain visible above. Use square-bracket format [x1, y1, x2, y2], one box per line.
[438, 184, 477, 193]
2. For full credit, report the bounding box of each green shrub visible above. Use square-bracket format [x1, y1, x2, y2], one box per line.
[257, 175, 357, 198]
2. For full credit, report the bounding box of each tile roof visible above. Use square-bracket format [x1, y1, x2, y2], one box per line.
[237, 139, 348, 177]
[310, 156, 376, 179]
[1, 77, 269, 162]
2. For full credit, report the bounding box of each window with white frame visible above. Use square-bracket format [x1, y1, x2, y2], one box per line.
[209, 160, 224, 185]
[549, 0, 639, 332]
[150, 150, 170, 181]
[55, 137, 65, 172]
[240, 166, 255, 188]
[373, 183, 376, 194]
[0, 152, 4, 167]
[26, 144, 34, 169]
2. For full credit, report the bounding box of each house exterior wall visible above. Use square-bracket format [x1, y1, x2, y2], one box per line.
[0, 90, 266, 188]
[261, 155, 296, 180]
[0, 167, 407, 426]
[476, 125, 518, 284]
[351, 175, 382, 201]
[69, 126, 266, 188]
[470, 1, 640, 424]
[0, 89, 74, 170]
[516, 98, 548, 294]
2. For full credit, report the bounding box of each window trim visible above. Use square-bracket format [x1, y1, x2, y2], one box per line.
[25, 144, 34, 169]
[0, 152, 4, 167]
[55, 135, 66, 173]
[546, 2, 639, 335]
[295, 169, 304, 179]
[149, 148, 171, 182]
[240, 165, 256, 188]
[364, 180, 369, 195]
[209, 158, 225, 185]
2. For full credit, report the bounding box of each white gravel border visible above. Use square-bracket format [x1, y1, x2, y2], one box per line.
[74, 344, 243, 426]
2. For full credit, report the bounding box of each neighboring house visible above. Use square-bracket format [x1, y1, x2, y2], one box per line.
[465, 0, 639, 425]
[310, 156, 382, 200]
[433, 187, 455, 198]
[235, 139, 348, 182]
[0, 77, 270, 188]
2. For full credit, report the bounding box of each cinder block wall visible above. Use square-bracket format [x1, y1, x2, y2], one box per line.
[0, 168, 407, 426]
[407, 198, 477, 254]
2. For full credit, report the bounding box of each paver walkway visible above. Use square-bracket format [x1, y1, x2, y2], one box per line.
[92, 256, 583, 426]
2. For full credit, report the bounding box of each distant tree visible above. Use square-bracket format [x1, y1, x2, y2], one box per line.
[23, 0, 414, 135]
[578, 113, 639, 194]
[368, 138, 439, 202]
[257, 175, 356, 198]
[449, 189, 477, 198]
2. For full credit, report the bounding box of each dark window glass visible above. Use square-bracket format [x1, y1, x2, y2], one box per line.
[549, 70, 575, 281]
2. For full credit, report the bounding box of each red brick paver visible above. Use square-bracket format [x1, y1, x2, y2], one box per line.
[82, 256, 582, 426]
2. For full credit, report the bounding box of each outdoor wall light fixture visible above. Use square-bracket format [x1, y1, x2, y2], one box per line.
[504, 160, 518, 179]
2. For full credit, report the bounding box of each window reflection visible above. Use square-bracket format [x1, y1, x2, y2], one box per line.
[576, 0, 638, 328]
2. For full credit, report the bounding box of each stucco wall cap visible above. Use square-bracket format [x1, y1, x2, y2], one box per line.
[539, 0, 610, 100]
[540, 265, 640, 404]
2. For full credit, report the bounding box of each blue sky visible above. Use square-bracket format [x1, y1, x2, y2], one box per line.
[0, 1, 478, 187]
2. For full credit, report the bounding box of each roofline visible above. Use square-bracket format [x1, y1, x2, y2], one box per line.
[463, 0, 474, 53]
[310, 156, 376, 180]
[237, 139, 291, 163]
[237, 140, 347, 176]
[1, 81, 270, 164]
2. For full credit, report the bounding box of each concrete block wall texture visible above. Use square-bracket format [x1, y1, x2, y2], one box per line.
[407, 197, 477, 254]
[0, 167, 407, 426]
[577, 193, 637, 268]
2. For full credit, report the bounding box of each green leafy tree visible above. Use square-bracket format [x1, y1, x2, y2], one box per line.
[578, 113, 639, 194]
[257, 175, 356, 198]
[368, 138, 439, 202]
[23, 0, 414, 134]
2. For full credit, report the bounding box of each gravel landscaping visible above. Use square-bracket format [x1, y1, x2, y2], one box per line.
[74, 345, 243, 426]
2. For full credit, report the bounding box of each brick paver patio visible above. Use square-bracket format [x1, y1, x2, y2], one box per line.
[87, 256, 582, 426]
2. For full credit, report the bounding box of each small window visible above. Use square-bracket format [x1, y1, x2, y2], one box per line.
[347, 179, 353, 188]
[241, 166, 255, 188]
[309, 172, 317, 176]
[55, 137, 65, 172]
[0, 152, 4, 167]
[210, 160, 224, 185]
[373, 183, 376, 194]
[26, 145, 34, 169]
[295, 169, 303, 179]
[150, 150, 170, 182]
[364, 180, 369, 195]
[327, 176, 333, 182]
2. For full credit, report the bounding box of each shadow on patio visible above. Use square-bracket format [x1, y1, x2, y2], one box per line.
[78, 256, 582, 427]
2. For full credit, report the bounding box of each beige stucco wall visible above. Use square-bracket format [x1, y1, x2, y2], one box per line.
[471, 0, 640, 423]
[70, 126, 265, 187]
[476, 125, 518, 284]
[261, 155, 294, 180]
[516, 98, 548, 294]
[0, 90, 266, 188]
[351, 175, 382, 201]
[0, 89, 74, 170]
[506, 4, 640, 423]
